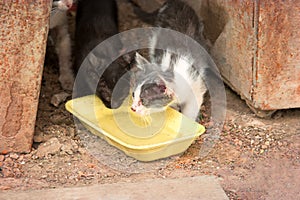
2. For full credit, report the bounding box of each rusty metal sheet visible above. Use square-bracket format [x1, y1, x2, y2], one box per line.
[0, 0, 51, 153]
[254, 0, 300, 110]
[195, 0, 299, 114]
[198, 0, 256, 101]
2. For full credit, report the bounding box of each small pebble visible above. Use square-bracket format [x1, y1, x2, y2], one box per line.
[9, 153, 19, 160]
[261, 145, 268, 149]
[50, 92, 71, 107]
[77, 147, 87, 155]
[4, 157, 13, 164]
[41, 175, 48, 179]
[18, 155, 24, 161]
[260, 149, 264, 154]
[0, 155, 4, 162]
[258, 132, 265, 137]
[238, 141, 243, 146]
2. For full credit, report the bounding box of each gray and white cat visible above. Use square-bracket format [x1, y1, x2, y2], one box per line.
[130, 0, 214, 121]
[50, 0, 75, 90]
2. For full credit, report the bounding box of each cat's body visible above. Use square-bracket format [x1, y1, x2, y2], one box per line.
[50, 0, 75, 91]
[73, 0, 130, 108]
[130, 0, 214, 120]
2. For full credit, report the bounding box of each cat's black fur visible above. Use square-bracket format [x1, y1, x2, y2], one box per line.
[131, 0, 210, 50]
[73, 0, 130, 108]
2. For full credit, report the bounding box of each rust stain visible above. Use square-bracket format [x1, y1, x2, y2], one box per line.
[252, 0, 300, 110]
[297, 85, 300, 96]
[257, 2, 288, 75]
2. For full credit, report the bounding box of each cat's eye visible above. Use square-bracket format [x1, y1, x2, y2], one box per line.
[132, 93, 135, 98]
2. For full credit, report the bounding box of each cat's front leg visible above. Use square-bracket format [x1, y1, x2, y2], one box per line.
[56, 25, 74, 91]
[180, 78, 207, 121]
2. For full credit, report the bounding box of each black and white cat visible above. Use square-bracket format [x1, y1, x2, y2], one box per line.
[50, 0, 75, 90]
[130, 0, 215, 120]
[73, 0, 130, 108]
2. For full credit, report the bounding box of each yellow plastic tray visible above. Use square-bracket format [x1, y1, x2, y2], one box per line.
[65, 95, 205, 162]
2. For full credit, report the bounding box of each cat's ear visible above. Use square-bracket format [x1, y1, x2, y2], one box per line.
[135, 52, 149, 70]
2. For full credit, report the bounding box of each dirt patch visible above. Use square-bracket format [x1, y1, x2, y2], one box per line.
[0, 1, 299, 199]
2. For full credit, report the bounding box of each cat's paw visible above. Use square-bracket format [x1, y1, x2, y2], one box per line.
[59, 74, 74, 91]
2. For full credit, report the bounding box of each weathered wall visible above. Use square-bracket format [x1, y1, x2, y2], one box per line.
[254, 1, 300, 110]
[191, 0, 300, 115]
[199, 0, 256, 102]
[0, 0, 51, 153]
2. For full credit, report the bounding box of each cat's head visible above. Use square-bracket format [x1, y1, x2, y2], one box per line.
[130, 52, 175, 115]
[52, 0, 73, 11]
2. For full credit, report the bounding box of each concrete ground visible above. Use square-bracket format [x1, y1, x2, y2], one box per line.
[0, 176, 228, 200]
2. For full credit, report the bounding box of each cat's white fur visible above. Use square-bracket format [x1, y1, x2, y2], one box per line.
[131, 81, 147, 115]
[171, 54, 206, 120]
[50, 0, 74, 90]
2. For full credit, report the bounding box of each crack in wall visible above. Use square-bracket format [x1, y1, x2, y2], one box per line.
[1, 81, 23, 137]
